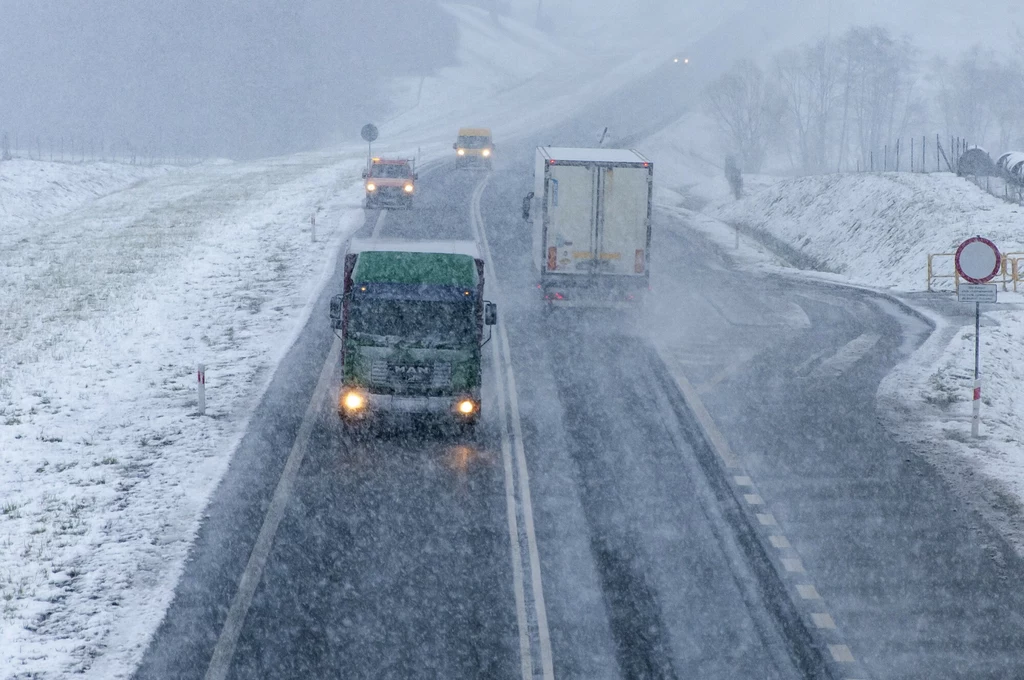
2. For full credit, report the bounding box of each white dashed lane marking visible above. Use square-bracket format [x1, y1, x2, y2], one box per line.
[812, 613, 837, 629]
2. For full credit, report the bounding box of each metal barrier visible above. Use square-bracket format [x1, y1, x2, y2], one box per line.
[929, 251, 1024, 292]
[927, 253, 958, 291]
[1002, 253, 1024, 292]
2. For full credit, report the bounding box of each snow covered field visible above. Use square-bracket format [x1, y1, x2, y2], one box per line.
[653, 169, 1024, 556]
[0, 152, 367, 676]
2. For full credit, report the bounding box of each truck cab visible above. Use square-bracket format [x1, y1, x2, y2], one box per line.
[329, 239, 497, 434]
[362, 158, 417, 209]
[454, 128, 494, 169]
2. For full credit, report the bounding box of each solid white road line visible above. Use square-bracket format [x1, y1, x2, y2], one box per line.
[491, 322, 536, 680]
[471, 177, 555, 680]
[370, 208, 388, 238]
[656, 350, 740, 469]
[204, 336, 340, 680]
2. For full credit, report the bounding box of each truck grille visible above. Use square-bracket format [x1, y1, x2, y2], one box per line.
[370, 360, 452, 390]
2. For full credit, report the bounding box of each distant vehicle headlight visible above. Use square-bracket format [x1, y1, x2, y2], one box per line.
[404, 183, 414, 193]
[342, 391, 366, 412]
[482, 148, 491, 157]
[457, 148, 466, 156]
[366, 182, 376, 192]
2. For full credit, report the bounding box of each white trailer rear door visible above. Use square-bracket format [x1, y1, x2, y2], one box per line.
[598, 165, 649, 276]
[545, 164, 595, 273]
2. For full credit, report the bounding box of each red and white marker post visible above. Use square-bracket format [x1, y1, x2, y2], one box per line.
[955, 236, 1001, 437]
[197, 363, 206, 416]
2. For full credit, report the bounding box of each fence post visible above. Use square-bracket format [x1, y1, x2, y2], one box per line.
[936, 134, 940, 172]
[911, 137, 915, 172]
[870, 150, 873, 172]
[922, 135, 926, 171]
[896, 138, 901, 172]
[884, 145, 888, 171]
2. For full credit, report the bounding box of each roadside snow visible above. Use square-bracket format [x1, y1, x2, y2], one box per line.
[651, 168, 1024, 557]
[0, 153, 366, 677]
[709, 172, 1024, 292]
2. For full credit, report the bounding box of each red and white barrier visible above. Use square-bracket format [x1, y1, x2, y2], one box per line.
[972, 377, 981, 437]
[198, 363, 206, 416]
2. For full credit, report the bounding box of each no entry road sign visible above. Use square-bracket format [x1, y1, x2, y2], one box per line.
[955, 236, 1001, 284]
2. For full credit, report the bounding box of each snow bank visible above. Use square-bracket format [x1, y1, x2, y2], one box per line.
[709, 172, 1024, 292]
[0, 152, 367, 677]
[0, 159, 168, 228]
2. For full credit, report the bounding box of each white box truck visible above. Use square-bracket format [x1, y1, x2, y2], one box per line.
[532, 147, 652, 307]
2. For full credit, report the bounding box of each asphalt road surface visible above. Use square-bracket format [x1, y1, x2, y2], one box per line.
[135, 41, 1024, 680]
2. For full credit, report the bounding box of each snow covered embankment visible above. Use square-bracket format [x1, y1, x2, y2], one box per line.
[0, 154, 366, 678]
[676, 171, 1024, 555]
[709, 172, 1024, 292]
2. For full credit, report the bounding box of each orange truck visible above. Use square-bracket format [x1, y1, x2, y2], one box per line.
[363, 157, 417, 209]
[453, 128, 494, 169]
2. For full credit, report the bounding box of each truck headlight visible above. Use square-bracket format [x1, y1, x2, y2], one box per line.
[404, 183, 414, 193]
[456, 399, 476, 415]
[342, 391, 366, 412]
[482, 148, 491, 157]
[365, 182, 376, 192]
[457, 148, 466, 156]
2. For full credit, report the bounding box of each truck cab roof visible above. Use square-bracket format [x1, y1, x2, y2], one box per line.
[457, 128, 491, 137]
[349, 242, 480, 288]
[537, 147, 650, 165]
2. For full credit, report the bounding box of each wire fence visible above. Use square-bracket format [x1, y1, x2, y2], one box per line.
[0, 131, 201, 166]
[843, 133, 1024, 206]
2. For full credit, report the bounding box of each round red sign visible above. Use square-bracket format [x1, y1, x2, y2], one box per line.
[955, 236, 1001, 284]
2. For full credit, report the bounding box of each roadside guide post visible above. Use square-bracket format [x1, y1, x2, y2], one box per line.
[954, 236, 1001, 437]
[310, 212, 316, 243]
[197, 363, 207, 416]
[360, 123, 379, 167]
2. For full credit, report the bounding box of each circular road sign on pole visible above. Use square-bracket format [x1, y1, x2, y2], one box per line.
[955, 236, 1001, 284]
[360, 124, 379, 143]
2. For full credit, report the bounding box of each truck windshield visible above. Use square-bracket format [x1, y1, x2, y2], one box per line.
[370, 163, 411, 178]
[457, 136, 490, 149]
[349, 298, 475, 347]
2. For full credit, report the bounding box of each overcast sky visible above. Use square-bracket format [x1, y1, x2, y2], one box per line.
[0, 0, 458, 158]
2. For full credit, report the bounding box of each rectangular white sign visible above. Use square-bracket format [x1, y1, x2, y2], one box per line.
[958, 283, 998, 303]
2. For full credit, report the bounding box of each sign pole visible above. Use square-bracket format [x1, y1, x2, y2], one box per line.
[972, 301, 981, 437]
[955, 235, 1000, 439]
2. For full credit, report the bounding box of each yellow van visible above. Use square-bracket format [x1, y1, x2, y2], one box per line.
[454, 128, 494, 169]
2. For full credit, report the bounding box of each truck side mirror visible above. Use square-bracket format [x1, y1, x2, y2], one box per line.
[413, 173, 419, 180]
[452, 142, 458, 150]
[329, 294, 344, 329]
[361, 169, 368, 178]
[484, 302, 497, 326]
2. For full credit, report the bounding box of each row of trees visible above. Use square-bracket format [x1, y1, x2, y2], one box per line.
[705, 26, 1024, 174]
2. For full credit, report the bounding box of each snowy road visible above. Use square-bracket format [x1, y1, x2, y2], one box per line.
[134, 152, 1024, 679]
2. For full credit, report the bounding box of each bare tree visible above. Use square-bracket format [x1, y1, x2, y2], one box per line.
[839, 26, 920, 169]
[936, 46, 997, 146]
[703, 60, 785, 172]
[774, 40, 843, 173]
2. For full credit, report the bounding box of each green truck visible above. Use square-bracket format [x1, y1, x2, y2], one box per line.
[329, 239, 496, 432]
